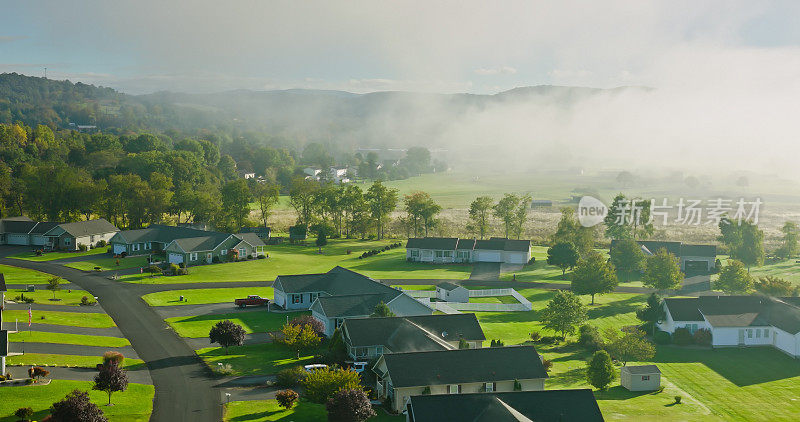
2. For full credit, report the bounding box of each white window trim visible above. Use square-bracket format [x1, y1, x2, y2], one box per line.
[449, 384, 458, 394]
[190, 252, 198, 261]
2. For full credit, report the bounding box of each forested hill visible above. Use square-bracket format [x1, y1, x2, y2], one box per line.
[0, 72, 641, 141]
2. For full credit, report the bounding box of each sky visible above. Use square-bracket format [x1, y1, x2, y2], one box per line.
[2, 1, 800, 95]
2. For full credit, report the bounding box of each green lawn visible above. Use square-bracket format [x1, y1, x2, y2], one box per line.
[117, 239, 472, 284]
[0, 264, 56, 284]
[8, 246, 110, 262]
[2, 310, 116, 328]
[0, 380, 153, 422]
[196, 343, 319, 376]
[65, 255, 150, 271]
[6, 353, 145, 369]
[9, 331, 130, 347]
[224, 399, 402, 422]
[747, 258, 800, 287]
[142, 287, 274, 307]
[166, 311, 306, 338]
[5, 287, 93, 306]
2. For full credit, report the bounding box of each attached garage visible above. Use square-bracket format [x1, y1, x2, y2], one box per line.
[30, 235, 46, 246]
[684, 260, 710, 272]
[7, 234, 28, 245]
[506, 252, 528, 264]
[168, 253, 184, 264]
[113, 244, 127, 255]
[476, 251, 501, 262]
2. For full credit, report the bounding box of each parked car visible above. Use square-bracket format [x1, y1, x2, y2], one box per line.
[303, 364, 328, 372]
[347, 361, 368, 373]
[234, 295, 270, 308]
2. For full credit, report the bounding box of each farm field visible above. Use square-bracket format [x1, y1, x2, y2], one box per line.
[2, 309, 116, 328]
[9, 246, 110, 262]
[166, 310, 307, 338]
[9, 331, 130, 347]
[0, 380, 153, 422]
[0, 264, 57, 284]
[224, 399, 402, 422]
[142, 287, 274, 306]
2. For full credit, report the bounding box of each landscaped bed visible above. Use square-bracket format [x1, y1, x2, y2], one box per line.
[9, 331, 130, 348]
[166, 310, 306, 338]
[2, 310, 116, 328]
[0, 379, 153, 422]
[8, 246, 110, 262]
[142, 287, 274, 307]
[6, 288, 94, 306]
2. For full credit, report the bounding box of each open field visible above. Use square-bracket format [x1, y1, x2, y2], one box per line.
[2, 309, 116, 328]
[224, 399, 402, 422]
[6, 353, 145, 369]
[747, 258, 800, 286]
[142, 287, 274, 307]
[66, 255, 149, 271]
[9, 331, 130, 347]
[118, 239, 472, 284]
[0, 264, 56, 284]
[9, 246, 110, 262]
[0, 380, 153, 422]
[196, 343, 319, 376]
[166, 311, 307, 338]
[5, 287, 93, 306]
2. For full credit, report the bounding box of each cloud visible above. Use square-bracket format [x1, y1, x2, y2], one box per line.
[474, 66, 518, 76]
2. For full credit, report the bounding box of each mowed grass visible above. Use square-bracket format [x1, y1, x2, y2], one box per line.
[7, 354, 145, 370]
[224, 399, 402, 422]
[9, 331, 130, 347]
[5, 287, 93, 306]
[0, 380, 153, 422]
[500, 247, 645, 287]
[166, 311, 307, 338]
[66, 255, 149, 271]
[748, 258, 800, 286]
[142, 287, 274, 307]
[197, 343, 319, 376]
[0, 264, 55, 284]
[2, 309, 116, 328]
[118, 239, 471, 284]
[8, 246, 110, 262]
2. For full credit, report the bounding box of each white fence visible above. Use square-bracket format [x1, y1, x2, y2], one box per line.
[409, 287, 532, 312]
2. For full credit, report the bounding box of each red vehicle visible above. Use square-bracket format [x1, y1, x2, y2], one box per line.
[234, 295, 270, 308]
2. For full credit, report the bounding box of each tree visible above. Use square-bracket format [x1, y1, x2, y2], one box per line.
[315, 228, 328, 253]
[458, 338, 470, 349]
[209, 320, 246, 354]
[302, 367, 362, 403]
[636, 293, 666, 336]
[551, 208, 597, 256]
[326, 388, 376, 422]
[50, 389, 108, 422]
[539, 290, 587, 339]
[718, 219, 764, 270]
[365, 181, 398, 239]
[220, 179, 251, 231]
[547, 242, 579, 277]
[289, 315, 325, 337]
[280, 323, 321, 359]
[493, 193, 519, 238]
[586, 350, 616, 390]
[571, 251, 618, 305]
[102, 351, 125, 366]
[14, 407, 33, 422]
[604, 193, 632, 240]
[289, 177, 320, 227]
[469, 196, 494, 239]
[603, 327, 656, 366]
[714, 259, 754, 294]
[253, 182, 280, 229]
[609, 238, 645, 280]
[641, 249, 683, 291]
[755, 275, 799, 297]
[776, 222, 800, 259]
[370, 301, 395, 318]
[511, 194, 531, 239]
[275, 389, 299, 409]
[46, 276, 62, 300]
[404, 192, 440, 237]
[93, 361, 129, 405]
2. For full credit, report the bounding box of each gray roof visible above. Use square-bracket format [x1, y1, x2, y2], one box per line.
[29, 222, 60, 235]
[663, 298, 704, 321]
[437, 282, 462, 291]
[275, 266, 399, 297]
[313, 293, 390, 317]
[406, 237, 459, 250]
[378, 345, 547, 388]
[407, 390, 603, 422]
[53, 219, 118, 237]
[456, 238, 476, 250]
[665, 296, 800, 334]
[1, 220, 38, 234]
[621, 365, 660, 375]
[236, 232, 266, 247]
[171, 234, 232, 252]
[681, 244, 716, 257]
[343, 313, 485, 350]
[112, 224, 224, 244]
[612, 240, 715, 259]
[407, 237, 530, 252]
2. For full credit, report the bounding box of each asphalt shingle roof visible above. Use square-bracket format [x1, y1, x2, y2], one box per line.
[1, 220, 38, 234]
[407, 390, 603, 422]
[621, 365, 661, 375]
[55, 219, 118, 237]
[378, 345, 547, 388]
[665, 296, 800, 334]
[407, 237, 530, 252]
[344, 314, 485, 351]
[406, 237, 459, 250]
[611, 240, 715, 258]
[663, 298, 703, 321]
[437, 282, 461, 291]
[314, 293, 390, 317]
[114, 224, 224, 244]
[275, 266, 400, 298]
[29, 222, 60, 235]
[171, 234, 232, 252]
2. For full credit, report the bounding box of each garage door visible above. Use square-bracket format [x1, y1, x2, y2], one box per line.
[684, 260, 709, 273]
[476, 251, 501, 262]
[30, 235, 46, 246]
[168, 253, 184, 264]
[506, 253, 527, 264]
[113, 244, 127, 255]
[7, 234, 28, 245]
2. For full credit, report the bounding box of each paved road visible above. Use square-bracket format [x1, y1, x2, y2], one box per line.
[4, 365, 153, 384]
[8, 342, 139, 359]
[0, 257, 223, 422]
[153, 303, 270, 319]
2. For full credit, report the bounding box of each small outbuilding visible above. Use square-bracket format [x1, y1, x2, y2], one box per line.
[436, 282, 469, 303]
[620, 365, 661, 391]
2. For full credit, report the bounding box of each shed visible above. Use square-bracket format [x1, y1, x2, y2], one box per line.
[436, 282, 469, 303]
[620, 365, 661, 391]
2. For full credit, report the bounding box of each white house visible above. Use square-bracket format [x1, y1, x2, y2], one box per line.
[658, 296, 800, 357]
[406, 237, 531, 265]
[611, 240, 716, 272]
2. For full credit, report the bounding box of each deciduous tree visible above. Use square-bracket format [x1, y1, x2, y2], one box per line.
[603, 327, 656, 366]
[642, 249, 683, 291]
[547, 242, 579, 277]
[93, 361, 129, 405]
[571, 251, 618, 304]
[469, 196, 494, 239]
[326, 388, 376, 422]
[586, 350, 616, 390]
[540, 290, 587, 339]
[280, 323, 321, 359]
[714, 259, 754, 294]
[209, 320, 246, 354]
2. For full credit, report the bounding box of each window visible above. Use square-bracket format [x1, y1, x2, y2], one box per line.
[376, 346, 384, 355]
[239, 248, 246, 257]
[207, 253, 213, 261]
[435, 250, 444, 258]
[221, 249, 227, 256]
[687, 323, 698, 334]
[764, 329, 770, 338]
[443, 251, 453, 258]
[485, 382, 494, 392]
[145, 242, 151, 250]
[410, 249, 420, 257]
[449, 385, 459, 394]
[756, 329, 761, 338]
[132, 243, 140, 251]
[64, 238, 71, 245]
[642, 375, 650, 381]
[747, 329, 753, 338]
[291, 294, 302, 304]
[191, 252, 198, 261]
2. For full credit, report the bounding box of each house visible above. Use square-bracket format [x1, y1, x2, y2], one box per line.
[436, 282, 469, 303]
[373, 345, 548, 413]
[620, 365, 661, 391]
[341, 313, 485, 360]
[109, 225, 266, 264]
[406, 389, 604, 422]
[303, 167, 322, 178]
[530, 199, 553, 208]
[42, 219, 119, 251]
[657, 296, 800, 357]
[239, 226, 271, 240]
[273, 267, 433, 336]
[406, 237, 531, 265]
[0, 217, 53, 246]
[242, 172, 256, 179]
[329, 167, 350, 184]
[610, 240, 716, 272]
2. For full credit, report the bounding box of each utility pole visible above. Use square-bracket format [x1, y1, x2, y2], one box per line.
[44, 67, 47, 79]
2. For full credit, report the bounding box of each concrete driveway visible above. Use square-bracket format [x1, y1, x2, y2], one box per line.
[469, 262, 501, 281]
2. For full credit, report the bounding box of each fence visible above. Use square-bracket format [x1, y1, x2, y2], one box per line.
[409, 287, 532, 312]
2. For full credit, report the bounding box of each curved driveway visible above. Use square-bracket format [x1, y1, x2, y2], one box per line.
[0, 257, 223, 422]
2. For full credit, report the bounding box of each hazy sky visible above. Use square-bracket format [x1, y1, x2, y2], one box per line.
[2, 1, 800, 94]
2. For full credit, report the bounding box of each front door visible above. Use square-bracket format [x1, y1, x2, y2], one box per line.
[738, 329, 745, 345]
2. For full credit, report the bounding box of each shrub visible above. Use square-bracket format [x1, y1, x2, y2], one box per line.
[51, 389, 107, 422]
[212, 255, 220, 263]
[326, 388, 376, 422]
[288, 315, 325, 337]
[276, 366, 306, 387]
[276, 389, 299, 409]
[178, 262, 185, 268]
[301, 367, 362, 403]
[654, 330, 671, 345]
[586, 350, 616, 391]
[578, 325, 604, 351]
[692, 328, 712, 345]
[258, 254, 266, 259]
[529, 331, 541, 342]
[674, 395, 682, 404]
[214, 363, 234, 376]
[672, 328, 693, 346]
[102, 351, 125, 366]
[542, 358, 553, 372]
[146, 264, 161, 274]
[14, 407, 34, 421]
[246, 255, 253, 260]
[14, 295, 35, 304]
[78, 243, 87, 252]
[28, 367, 50, 379]
[96, 240, 107, 247]
[489, 339, 505, 347]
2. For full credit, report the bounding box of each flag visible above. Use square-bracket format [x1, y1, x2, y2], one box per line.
[28, 306, 32, 327]
[140, 267, 143, 274]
